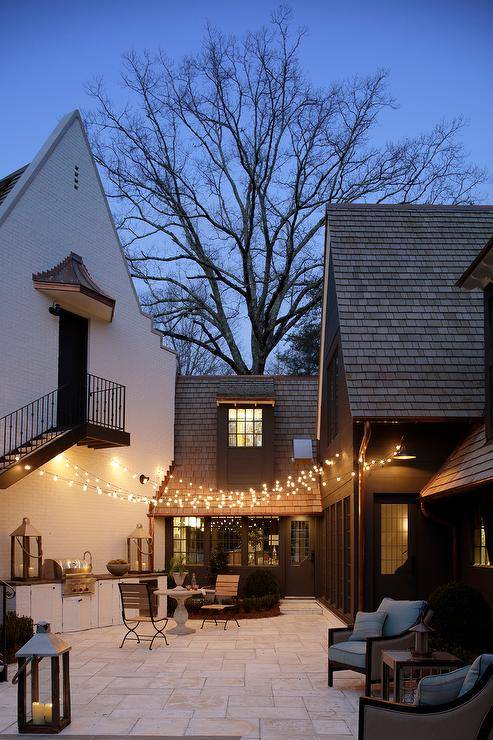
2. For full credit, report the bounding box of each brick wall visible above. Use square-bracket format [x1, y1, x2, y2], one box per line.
[0, 113, 175, 577]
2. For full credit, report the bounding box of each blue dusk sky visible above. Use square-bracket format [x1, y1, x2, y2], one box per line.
[1, 0, 492, 200]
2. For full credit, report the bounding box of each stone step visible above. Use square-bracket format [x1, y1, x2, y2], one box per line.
[279, 598, 323, 614]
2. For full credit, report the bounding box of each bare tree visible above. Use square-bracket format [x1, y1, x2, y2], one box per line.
[86, 7, 486, 374]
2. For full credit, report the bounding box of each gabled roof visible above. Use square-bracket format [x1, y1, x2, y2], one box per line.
[421, 423, 493, 498]
[326, 204, 493, 419]
[0, 165, 28, 205]
[457, 235, 493, 290]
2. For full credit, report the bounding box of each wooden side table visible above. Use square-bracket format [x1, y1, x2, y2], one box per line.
[381, 650, 462, 704]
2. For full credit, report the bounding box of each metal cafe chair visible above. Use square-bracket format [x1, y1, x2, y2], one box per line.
[118, 582, 169, 649]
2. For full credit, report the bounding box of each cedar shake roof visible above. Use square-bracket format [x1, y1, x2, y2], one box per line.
[421, 423, 493, 498]
[33, 251, 116, 321]
[327, 204, 493, 419]
[0, 165, 28, 205]
[154, 375, 322, 516]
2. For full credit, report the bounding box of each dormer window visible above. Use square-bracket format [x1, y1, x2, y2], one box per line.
[228, 407, 263, 447]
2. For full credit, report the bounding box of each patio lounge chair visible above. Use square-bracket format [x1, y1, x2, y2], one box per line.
[119, 582, 169, 649]
[328, 597, 429, 696]
[358, 656, 493, 740]
[200, 574, 240, 630]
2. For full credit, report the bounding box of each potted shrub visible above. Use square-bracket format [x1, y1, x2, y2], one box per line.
[106, 558, 130, 576]
[168, 555, 188, 587]
[244, 568, 280, 600]
[428, 581, 493, 662]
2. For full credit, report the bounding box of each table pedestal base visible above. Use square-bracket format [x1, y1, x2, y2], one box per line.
[167, 599, 195, 635]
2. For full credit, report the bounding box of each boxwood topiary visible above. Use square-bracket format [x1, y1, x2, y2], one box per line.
[244, 568, 280, 599]
[429, 581, 493, 660]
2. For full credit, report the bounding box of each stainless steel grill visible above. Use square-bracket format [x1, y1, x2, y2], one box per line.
[42, 558, 96, 596]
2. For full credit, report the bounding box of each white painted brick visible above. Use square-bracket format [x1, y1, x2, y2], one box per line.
[0, 114, 175, 577]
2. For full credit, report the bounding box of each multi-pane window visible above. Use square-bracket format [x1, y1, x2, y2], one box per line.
[228, 407, 262, 447]
[248, 517, 279, 565]
[290, 520, 310, 564]
[173, 516, 204, 565]
[473, 514, 491, 566]
[380, 503, 408, 575]
[211, 517, 242, 565]
[327, 351, 339, 442]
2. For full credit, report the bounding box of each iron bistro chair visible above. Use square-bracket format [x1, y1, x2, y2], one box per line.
[118, 582, 169, 649]
[200, 574, 240, 630]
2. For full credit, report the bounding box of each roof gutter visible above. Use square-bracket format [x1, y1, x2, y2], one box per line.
[357, 421, 371, 611]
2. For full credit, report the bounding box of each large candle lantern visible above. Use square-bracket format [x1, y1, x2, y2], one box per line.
[127, 523, 153, 573]
[14, 621, 71, 734]
[10, 518, 43, 581]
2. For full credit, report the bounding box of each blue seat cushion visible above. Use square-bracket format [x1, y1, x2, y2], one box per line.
[349, 610, 387, 641]
[415, 666, 470, 706]
[458, 654, 493, 697]
[328, 640, 366, 669]
[377, 597, 427, 636]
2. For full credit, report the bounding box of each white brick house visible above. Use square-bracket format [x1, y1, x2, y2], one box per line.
[0, 111, 176, 579]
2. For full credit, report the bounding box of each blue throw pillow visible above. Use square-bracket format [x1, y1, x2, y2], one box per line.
[377, 597, 427, 636]
[458, 654, 493, 697]
[348, 610, 387, 641]
[415, 666, 470, 706]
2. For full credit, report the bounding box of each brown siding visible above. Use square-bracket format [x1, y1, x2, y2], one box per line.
[154, 376, 322, 517]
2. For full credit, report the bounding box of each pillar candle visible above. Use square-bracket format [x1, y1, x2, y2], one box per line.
[44, 703, 52, 723]
[32, 702, 45, 724]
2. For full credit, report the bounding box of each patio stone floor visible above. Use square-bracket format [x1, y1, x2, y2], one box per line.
[0, 608, 363, 738]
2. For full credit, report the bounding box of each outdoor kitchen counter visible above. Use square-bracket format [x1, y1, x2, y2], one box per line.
[12, 573, 168, 633]
[7, 571, 166, 585]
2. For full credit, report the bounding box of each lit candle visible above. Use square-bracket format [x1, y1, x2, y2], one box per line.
[44, 703, 52, 723]
[28, 566, 34, 577]
[142, 562, 148, 570]
[32, 702, 45, 725]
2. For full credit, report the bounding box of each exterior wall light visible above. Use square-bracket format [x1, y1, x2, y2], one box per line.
[393, 436, 416, 460]
[139, 474, 150, 485]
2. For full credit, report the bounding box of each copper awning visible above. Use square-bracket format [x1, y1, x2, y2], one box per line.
[33, 252, 115, 322]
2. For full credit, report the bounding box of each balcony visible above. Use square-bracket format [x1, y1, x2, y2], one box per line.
[0, 374, 130, 488]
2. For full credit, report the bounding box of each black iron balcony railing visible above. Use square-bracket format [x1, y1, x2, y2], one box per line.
[0, 374, 126, 469]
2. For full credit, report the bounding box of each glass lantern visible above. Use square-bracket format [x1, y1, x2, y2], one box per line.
[127, 523, 153, 573]
[14, 621, 71, 734]
[10, 518, 43, 581]
[410, 620, 434, 658]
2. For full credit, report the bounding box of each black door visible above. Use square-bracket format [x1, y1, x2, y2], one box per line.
[284, 516, 315, 596]
[57, 310, 88, 427]
[374, 494, 418, 605]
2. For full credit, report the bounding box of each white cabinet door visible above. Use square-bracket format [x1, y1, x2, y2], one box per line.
[62, 597, 91, 632]
[31, 584, 62, 633]
[15, 586, 31, 618]
[112, 580, 123, 625]
[97, 581, 114, 627]
[90, 592, 99, 628]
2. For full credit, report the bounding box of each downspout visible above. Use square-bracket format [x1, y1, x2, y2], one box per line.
[420, 498, 458, 581]
[357, 421, 371, 611]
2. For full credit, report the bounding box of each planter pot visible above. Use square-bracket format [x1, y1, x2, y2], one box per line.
[106, 562, 130, 576]
[173, 572, 188, 587]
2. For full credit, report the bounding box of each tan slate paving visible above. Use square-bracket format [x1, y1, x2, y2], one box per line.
[0, 610, 362, 738]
